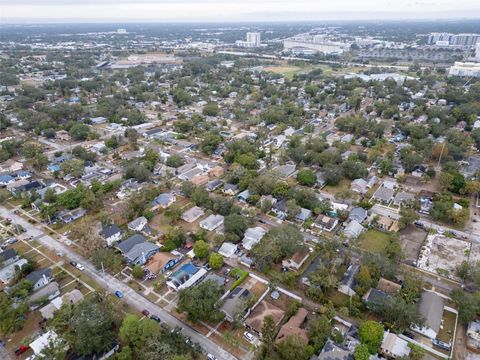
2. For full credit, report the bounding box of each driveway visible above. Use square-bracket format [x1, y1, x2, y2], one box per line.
[0, 206, 239, 360]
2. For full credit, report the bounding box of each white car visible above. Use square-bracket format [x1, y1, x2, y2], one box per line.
[207, 355, 217, 360]
[244, 331, 255, 343]
[437, 228, 445, 235]
[64, 240, 72, 246]
[76, 263, 85, 271]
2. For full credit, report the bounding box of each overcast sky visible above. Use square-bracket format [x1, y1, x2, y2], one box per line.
[1, 0, 480, 23]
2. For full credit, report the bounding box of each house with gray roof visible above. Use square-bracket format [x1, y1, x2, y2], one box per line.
[199, 214, 224, 231]
[393, 191, 415, 206]
[221, 286, 252, 322]
[26, 268, 53, 291]
[28, 282, 60, 310]
[343, 220, 364, 239]
[128, 216, 148, 232]
[0, 258, 28, 284]
[0, 248, 19, 267]
[181, 206, 205, 223]
[117, 234, 147, 253]
[125, 242, 160, 265]
[242, 226, 267, 250]
[412, 291, 445, 339]
[151, 192, 176, 210]
[348, 207, 368, 223]
[100, 224, 123, 246]
[372, 186, 394, 204]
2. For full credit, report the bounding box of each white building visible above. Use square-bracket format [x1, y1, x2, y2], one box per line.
[448, 62, 480, 78]
[236, 32, 261, 48]
[284, 35, 349, 55]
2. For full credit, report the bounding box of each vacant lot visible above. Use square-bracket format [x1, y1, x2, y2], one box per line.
[358, 229, 391, 253]
[399, 225, 427, 265]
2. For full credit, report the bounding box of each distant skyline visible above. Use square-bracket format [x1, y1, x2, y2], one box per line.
[1, 0, 480, 23]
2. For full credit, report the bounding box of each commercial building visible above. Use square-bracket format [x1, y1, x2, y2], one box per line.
[284, 35, 349, 55]
[448, 62, 480, 78]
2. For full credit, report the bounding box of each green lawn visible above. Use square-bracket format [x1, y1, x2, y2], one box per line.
[359, 229, 391, 253]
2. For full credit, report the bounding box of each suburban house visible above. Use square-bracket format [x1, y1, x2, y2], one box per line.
[272, 199, 287, 219]
[314, 215, 338, 232]
[206, 179, 223, 192]
[282, 247, 310, 271]
[376, 216, 399, 232]
[363, 288, 392, 309]
[181, 206, 205, 223]
[223, 183, 239, 195]
[237, 189, 250, 203]
[412, 291, 445, 339]
[393, 191, 415, 207]
[244, 300, 285, 337]
[218, 242, 238, 258]
[301, 256, 322, 286]
[128, 216, 148, 232]
[350, 178, 369, 194]
[199, 214, 224, 231]
[100, 224, 123, 246]
[0, 248, 19, 267]
[348, 207, 368, 223]
[39, 289, 84, 319]
[380, 331, 411, 358]
[338, 264, 359, 297]
[275, 307, 308, 344]
[28, 282, 60, 310]
[116, 234, 160, 266]
[166, 263, 207, 291]
[343, 220, 364, 238]
[150, 192, 176, 210]
[56, 208, 87, 224]
[372, 186, 394, 204]
[310, 339, 354, 360]
[466, 320, 480, 351]
[0, 159, 23, 173]
[26, 268, 53, 291]
[242, 226, 267, 250]
[296, 208, 312, 222]
[220, 286, 251, 322]
[145, 252, 181, 275]
[0, 258, 28, 284]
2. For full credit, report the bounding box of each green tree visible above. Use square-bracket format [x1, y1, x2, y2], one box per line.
[193, 240, 210, 259]
[354, 344, 370, 360]
[177, 280, 224, 323]
[202, 103, 220, 116]
[308, 315, 331, 352]
[69, 123, 91, 140]
[276, 334, 312, 360]
[296, 169, 316, 187]
[224, 213, 247, 243]
[209, 253, 223, 270]
[398, 208, 419, 229]
[359, 321, 384, 354]
[166, 154, 184, 168]
[119, 314, 159, 350]
[408, 343, 426, 360]
[131, 265, 145, 279]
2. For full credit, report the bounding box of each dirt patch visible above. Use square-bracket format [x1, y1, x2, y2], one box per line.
[399, 225, 427, 265]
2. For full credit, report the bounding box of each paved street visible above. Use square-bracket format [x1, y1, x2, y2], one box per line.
[0, 206, 239, 360]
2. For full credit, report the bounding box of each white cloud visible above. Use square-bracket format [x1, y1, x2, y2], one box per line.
[1, 0, 479, 22]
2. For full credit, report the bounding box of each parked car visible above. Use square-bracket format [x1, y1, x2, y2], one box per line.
[150, 315, 161, 323]
[69, 261, 77, 267]
[207, 354, 217, 360]
[142, 309, 150, 317]
[6, 237, 17, 244]
[76, 263, 85, 271]
[432, 339, 451, 350]
[64, 240, 72, 246]
[114, 290, 124, 298]
[244, 332, 255, 343]
[14, 345, 30, 356]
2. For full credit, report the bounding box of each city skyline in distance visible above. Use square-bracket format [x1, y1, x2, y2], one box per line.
[1, 0, 480, 23]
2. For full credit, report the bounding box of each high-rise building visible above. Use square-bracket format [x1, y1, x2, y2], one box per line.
[235, 32, 261, 48]
[476, 42, 480, 61]
[427, 32, 479, 47]
[246, 32, 261, 47]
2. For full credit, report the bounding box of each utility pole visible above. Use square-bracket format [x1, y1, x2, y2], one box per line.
[437, 141, 446, 168]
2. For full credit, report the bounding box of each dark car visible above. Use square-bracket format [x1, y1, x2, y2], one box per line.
[150, 315, 161, 323]
[69, 261, 77, 267]
[14, 345, 30, 356]
[141, 309, 150, 317]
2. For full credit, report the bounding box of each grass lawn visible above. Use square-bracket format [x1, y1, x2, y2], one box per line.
[359, 229, 391, 253]
[323, 178, 352, 195]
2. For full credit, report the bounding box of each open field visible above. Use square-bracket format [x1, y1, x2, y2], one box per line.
[358, 229, 391, 253]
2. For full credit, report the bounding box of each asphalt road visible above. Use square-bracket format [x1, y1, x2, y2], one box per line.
[0, 206, 238, 360]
